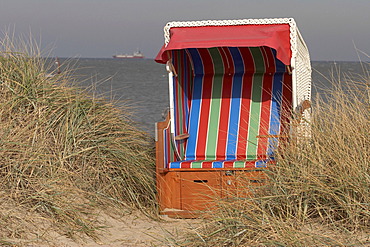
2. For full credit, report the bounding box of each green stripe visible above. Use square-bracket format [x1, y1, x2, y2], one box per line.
[191, 160, 202, 168]
[246, 47, 264, 160]
[205, 48, 224, 159]
[233, 160, 246, 168]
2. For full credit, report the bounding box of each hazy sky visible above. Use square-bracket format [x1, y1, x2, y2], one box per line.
[0, 0, 369, 61]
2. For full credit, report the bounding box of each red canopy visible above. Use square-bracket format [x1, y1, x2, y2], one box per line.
[155, 24, 291, 65]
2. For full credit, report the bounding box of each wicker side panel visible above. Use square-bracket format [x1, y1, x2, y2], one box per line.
[295, 29, 312, 136]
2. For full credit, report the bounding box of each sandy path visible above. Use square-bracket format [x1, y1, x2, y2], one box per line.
[46, 211, 202, 247]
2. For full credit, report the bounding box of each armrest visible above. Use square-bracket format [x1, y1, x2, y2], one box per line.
[156, 111, 171, 173]
[175, 133, 189, 140]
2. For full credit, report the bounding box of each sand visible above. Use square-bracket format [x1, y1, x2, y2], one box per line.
[29, 211, 201, 247]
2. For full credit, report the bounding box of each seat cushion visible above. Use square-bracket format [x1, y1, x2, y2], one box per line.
[169, 158, 273, 169]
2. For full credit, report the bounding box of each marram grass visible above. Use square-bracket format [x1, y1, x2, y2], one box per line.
[184, 69, 370, 246]
[0, 37, 156, 244]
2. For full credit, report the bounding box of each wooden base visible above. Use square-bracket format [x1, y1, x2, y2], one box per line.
[156, 169, 266, 218]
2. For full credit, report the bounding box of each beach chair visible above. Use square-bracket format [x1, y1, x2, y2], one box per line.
[155, 18, 311, 217]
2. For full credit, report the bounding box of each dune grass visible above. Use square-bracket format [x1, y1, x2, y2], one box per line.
[0, 36, 156, 244]
[184, 69, 369, 246]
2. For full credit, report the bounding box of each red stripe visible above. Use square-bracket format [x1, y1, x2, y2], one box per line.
[180, 50, 186, 136]
[180, 160, 191, 168]
[202, 161, 213, 168]
[184, 52, 192, 152]
[216, 47, 233, 159]
[223, 160, 235, 168]
[175, 53, 180, 136]
[195, 49, 214, 159]
[236, 47, 254, 159]
[173, 51, 180, 138]
[180, 51, 188, 157]
[280, 71, 293, 134]
[244, 161, 256, 168]
[257, 47, 275, 156]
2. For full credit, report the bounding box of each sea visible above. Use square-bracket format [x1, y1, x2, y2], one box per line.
[55, 58, 369, 136]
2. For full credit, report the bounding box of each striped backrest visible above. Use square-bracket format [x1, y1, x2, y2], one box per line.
[171, 49, 194, 160]
[171, 46, 292, 163]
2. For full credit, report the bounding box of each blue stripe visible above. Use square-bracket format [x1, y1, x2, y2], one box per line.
[212, 160, 225, 168]
[255, 159, 268, 168]
[226, 47, 243, 159]
[231, 47, 245, 75]
[169, 161, 181, 168]
[185, 48, 203, 160]
[267, 50, 285, 157]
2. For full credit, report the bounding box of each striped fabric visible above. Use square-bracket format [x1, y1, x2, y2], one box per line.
[171, 50, 194, 160]
[168, 46, 292, 169]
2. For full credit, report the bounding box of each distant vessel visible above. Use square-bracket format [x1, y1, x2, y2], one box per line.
[113, 50, 144, 59]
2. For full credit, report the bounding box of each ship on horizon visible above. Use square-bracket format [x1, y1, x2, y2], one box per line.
[113, 50, 144, 59]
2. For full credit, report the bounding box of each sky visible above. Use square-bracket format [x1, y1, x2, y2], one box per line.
[0, 0, 369, 61]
